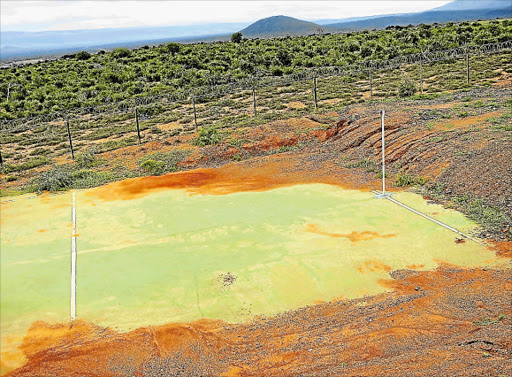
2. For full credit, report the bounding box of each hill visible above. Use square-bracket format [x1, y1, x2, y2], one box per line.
[325, 0, 512, 31]
[240, 15, 324, 37]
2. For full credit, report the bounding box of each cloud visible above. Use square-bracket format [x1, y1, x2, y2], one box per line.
[1, 1, 453, 32]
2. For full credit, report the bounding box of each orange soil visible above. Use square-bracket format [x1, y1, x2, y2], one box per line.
[6, 266, 511, 377]
[434, 110, 505, 130]
[86, 152, 379, 202]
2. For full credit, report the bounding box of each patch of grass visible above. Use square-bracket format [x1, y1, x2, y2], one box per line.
[28, 147, 51, 156]
[345, 158, 377, 173]
[474, 314, 506, 326]
[0, 156, 51, 174]
[427, 136, 443, 143]
[452, 195, 510, 234]
[393, 171, 429, 187]
[410, 93, 442, 101]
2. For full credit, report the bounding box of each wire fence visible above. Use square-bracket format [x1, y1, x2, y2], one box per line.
[0, 40, 511, 168]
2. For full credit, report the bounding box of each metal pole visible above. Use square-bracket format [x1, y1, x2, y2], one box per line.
[70, 191, 77, 321]
[192, 98, 198, 131]
[252, 88, 257, 115]
[381, 110, 386, 195]
[313, 76, 318, 109]
[66, 120, 74, 159]
[369, 70, 373, 100]
[135, 108, 141, 144]
[466, 53, 470, 86]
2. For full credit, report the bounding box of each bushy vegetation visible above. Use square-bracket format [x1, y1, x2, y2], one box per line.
[398, 77, 417, 97]
[393, 171, 429, 186]
[451, 194, 510, 234]
[1, 19, 511, 120]
[192, 126, 222, 146]
[32, 163, 128, 193]
[138, 149, 191, 175]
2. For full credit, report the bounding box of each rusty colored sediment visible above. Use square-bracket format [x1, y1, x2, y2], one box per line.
[305, 224, 396, 242]
[6, 267, 511, 377]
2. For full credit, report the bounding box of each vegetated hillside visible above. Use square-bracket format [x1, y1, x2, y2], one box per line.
[325, 0, 511, 31]
[240, 15, 324, 37]
[0, 19, 511, 121]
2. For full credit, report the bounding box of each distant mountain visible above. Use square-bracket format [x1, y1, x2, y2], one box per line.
[240, 15, 324, 37]
[2, 0, 511, 62]
[324, 0, 511, 31]
[0, 22, 248, 60]
[432, 0, 510, 11]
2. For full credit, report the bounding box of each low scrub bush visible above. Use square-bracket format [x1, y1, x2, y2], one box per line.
[192, 126, 222, 146]
[140, 160, 165, 175]
[398, 77, 416, 97]
[138, 149, 191, 176]
[393, 171, 429, 187]
[33, 165, 73, 192]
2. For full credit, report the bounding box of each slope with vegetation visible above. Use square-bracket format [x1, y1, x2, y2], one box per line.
[0, 19, 511, 120]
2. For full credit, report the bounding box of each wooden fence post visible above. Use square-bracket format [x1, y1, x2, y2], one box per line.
[135, 108, 141, 144]
[66, 120, 75, 159]
[252, 87, 257, 115]
[466, 52, 470, 86]
[420, 56, 424, 93]
[369, 70, 373, 100]
[313, 76, 318, 109]
[192, 97, 198, 131]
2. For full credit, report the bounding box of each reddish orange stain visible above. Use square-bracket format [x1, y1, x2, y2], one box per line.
[305, 224, 396, 242]
[357, 260, 393, 274]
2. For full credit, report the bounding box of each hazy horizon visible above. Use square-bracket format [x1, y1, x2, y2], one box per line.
[2, 0, 453, 33]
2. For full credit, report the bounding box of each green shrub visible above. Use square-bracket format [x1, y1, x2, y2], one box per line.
[75, 51, 91, 60]
[398, 77, 416, 97]
[193, 126, 222, 146]
[140, 159, 165, 175]
[345, 158, 377, 173]
[75, 150, 100, 168]
[138, 149, 190, 175]
[33, 166, 73, 192]
[6, 175, 17, 182]
[393, 171, 429, 187]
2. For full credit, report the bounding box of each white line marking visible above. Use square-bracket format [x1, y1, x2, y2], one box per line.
[71, 191, 77, 321]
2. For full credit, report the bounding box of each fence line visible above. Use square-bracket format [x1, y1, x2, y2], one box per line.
[1, 40, 510, 130]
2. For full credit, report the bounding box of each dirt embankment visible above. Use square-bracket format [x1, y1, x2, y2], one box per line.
[6, 266, 511, 377]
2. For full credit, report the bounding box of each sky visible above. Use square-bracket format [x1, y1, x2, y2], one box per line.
[1, 0, 454, 32]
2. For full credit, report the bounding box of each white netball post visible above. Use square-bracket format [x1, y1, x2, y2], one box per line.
[70, 191, 77, 321]
[374, 110, 392, 199]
